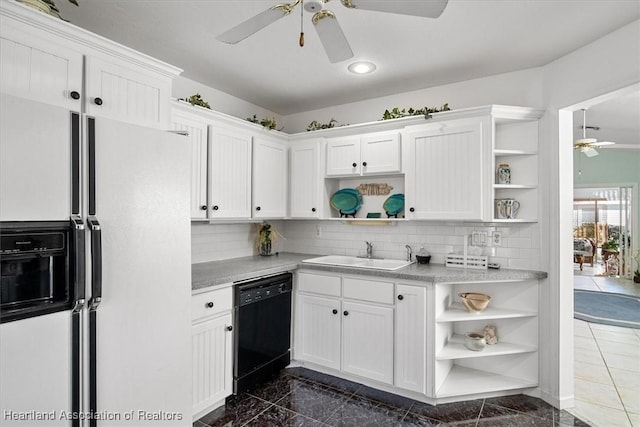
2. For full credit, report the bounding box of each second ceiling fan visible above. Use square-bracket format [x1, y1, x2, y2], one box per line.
[574, 109, 616, 157]
[216, 0, 449, 63]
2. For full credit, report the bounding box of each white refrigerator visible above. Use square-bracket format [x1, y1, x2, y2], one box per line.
[0, 93, 192, 426]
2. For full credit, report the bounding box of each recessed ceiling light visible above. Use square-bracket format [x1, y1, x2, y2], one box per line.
[348, 61, 376, 75]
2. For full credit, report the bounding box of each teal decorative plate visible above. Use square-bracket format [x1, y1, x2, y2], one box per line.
[330, 188, 362, 217]
[383, 194, 404, 218]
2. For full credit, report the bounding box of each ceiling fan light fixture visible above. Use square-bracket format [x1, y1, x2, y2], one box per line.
[348, 61, 376, 74]
[575, 138, 598, 145]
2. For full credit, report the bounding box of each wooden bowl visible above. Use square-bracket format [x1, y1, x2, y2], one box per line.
[459, 292, 491, 313]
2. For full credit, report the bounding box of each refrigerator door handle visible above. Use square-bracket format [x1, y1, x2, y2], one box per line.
[71, 215, 86, 311]
[88, 216, 102, 310]
[71, 112, 81, 215]
[87, 215, 102, 427]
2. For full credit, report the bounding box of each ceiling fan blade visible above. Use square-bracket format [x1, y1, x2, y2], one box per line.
[591, 141, 616, 147]
[313, 11, 354, 63]
[582, 147, 599, 157]
[341, 0, 448, 18]
[217, 6, 291, 44]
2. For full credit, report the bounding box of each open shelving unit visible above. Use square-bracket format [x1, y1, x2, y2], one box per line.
[492, 111, 542, 223]
[432, 280, 539, 399]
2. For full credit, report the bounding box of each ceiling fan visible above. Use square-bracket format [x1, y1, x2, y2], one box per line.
[574, 109, 616, 157]
[216, 0, 449, 63]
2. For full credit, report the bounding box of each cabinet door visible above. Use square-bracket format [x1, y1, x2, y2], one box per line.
[290, 140, 322, 218]
[85, 56, 172, 128]
[395, 284, 427, 393]
[171, 110, 209, 219]
[192, 313, 233, 420]
[404, 120, 488, 220]
[0, 25, 83, 110]
[209, 126, 252, 219]
[326, 136, 361, 176]
[253, 136, 288, 218]
[341, 301, 394, 384]
[294, 294, 341, 370]
[361, 132, 401, 175]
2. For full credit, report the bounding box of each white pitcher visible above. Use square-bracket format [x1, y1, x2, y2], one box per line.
[496, 199, 520, 219]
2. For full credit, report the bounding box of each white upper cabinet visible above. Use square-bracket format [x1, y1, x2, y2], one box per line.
[0, 2, 180, 128]
[253, 135, 288, 218]
[289, 139, 323, 218]
[209, 125, 253, 219]
[84, 56, 173, 128]
[326, 132, 401, 177]
[171, 108, 209, 219]
[360, 132, 402, 175]
[0, 27, 83, 110]
[326, 136, 361, 176]
[403, 118, 491, 221]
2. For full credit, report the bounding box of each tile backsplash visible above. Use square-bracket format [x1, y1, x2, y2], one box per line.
[192, 220, 541, 270]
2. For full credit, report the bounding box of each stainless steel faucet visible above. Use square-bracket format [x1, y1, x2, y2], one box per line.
[365, 241, 373, 259]
[405, 244, 412, 262]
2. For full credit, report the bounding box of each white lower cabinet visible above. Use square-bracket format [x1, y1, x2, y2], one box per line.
[394, 284, 428, 394]
[295, 293, 341, 370]
[341, 301, 394, 384]
[295, 272, 540, 403]
[294, 272, 395, 385]
[191, 286, 234, 421]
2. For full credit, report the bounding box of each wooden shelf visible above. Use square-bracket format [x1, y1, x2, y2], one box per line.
[436, 365, 538, 398]
[437, 304, 537, 323]
[494, 184, 537, 189]
[493, 149, 537, 156]
[436, 334, 537, 360]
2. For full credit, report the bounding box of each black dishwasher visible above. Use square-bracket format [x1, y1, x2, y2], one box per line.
[233, 272, 292, 394]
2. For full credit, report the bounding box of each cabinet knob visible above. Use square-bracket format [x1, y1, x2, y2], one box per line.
[206, 301, 214, 308]
[311, 208, 316, 212]
[362, 161, 367, 167]
[352, 162, 357, 168]
[212, 205, 219, 211]
[343, 310, 349, 316]
[332, 309, 338, 315]
[409, 207, 415, 212]
[70, 91, 80, 100]
[200, 205, 207, 211]
[226, 325, 233, 332]
[397, 295, 404, 301]
[93, 97, 103, 106]
[256, 206, 261, 211]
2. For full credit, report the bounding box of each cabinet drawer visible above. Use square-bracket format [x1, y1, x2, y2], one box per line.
[343, 277, 394, 304]
[297, 272, 341, 297]
[192, 286, 233, 321]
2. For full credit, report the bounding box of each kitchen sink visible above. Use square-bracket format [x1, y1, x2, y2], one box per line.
[302, 255, 414, 271]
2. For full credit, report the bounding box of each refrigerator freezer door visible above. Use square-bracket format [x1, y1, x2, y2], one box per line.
[88, 117, 192, 425]
[0, 311, 72, 427]
[0, 94, 78, 221]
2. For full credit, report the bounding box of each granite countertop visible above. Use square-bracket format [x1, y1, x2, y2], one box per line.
[192, 252, 547, 293]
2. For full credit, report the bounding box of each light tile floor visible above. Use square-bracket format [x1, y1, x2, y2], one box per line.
[569, 274, 640, 427]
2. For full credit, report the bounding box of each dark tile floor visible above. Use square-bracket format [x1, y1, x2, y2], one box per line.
[194, 367, 591, 427]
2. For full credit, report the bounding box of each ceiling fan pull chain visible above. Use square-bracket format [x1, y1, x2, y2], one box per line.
[299, 0, 305, 46]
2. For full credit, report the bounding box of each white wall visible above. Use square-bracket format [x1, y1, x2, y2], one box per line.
[537, 19, 640, 410]
[284, 68, 544, 133]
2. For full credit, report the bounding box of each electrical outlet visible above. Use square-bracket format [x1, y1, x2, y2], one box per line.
[315, 225, 322, 238]
[492, 231, 503, 246]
